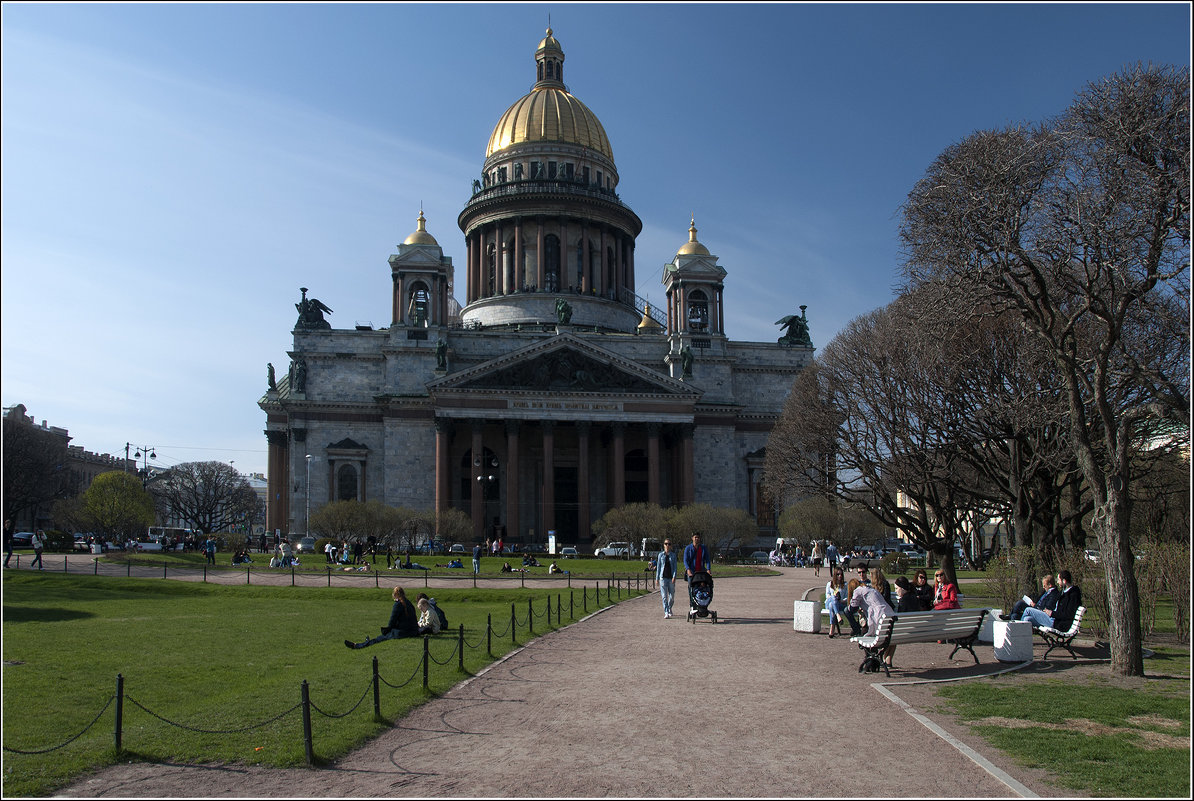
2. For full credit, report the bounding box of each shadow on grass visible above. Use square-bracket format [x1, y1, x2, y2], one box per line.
[2, 605, 96, 623]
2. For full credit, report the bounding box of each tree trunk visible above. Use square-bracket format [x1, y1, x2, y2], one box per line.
[1093, 485, 1144, 676]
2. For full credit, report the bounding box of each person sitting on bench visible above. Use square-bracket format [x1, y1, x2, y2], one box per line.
[1005, 574, 1059, 621]
[1020, 570, 1081, 631]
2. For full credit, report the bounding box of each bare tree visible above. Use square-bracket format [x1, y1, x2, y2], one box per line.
[766, 297, 1005, 584]
[900, 65, 1190, 675]
[151, 461, 260, 536]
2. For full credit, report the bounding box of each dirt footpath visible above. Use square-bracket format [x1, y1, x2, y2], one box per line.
[60, 567, 1070, 798]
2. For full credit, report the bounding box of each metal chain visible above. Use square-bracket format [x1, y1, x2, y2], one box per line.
[2, 695, 114, 755]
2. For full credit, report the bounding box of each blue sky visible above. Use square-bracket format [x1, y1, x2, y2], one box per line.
[2, 2, 1189, 477]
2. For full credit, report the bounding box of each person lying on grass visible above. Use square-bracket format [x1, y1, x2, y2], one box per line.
[344, 586, 418, 649]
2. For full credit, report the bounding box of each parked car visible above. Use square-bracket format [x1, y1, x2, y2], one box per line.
[559, 546, 579, 559]
[295, 536, 317, 554]
[594, 541, 635, 558]
[749, 550, 769, 564]
[418, 540, 444, 554]
[449, 543, 467, 554]
[73, 534, 92, 551]
[131, 540, 162, 552]
[12, 532, 35, 548]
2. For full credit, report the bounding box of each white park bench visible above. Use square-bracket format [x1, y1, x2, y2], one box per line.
[1033, 605, 1086, 660]
[850, 608, 990, 676]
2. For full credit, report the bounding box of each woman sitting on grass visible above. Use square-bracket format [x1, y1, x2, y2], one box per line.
[344, 586, 418, 649]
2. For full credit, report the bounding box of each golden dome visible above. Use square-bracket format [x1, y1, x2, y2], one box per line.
[677, 217, 710, 256]
[402, 209, 438, 246]
[485, 30, 614, 161]
[637, 303, 664, 332]
[538, 27, 562, 54]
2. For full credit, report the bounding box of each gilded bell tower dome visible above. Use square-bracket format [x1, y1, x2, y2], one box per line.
[458, 29, 650, 333]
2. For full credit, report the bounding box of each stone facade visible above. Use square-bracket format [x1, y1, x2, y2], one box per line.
[259, 29, 813, 547]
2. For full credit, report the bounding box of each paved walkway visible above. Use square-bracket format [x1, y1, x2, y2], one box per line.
[50, 563, 1077, 798]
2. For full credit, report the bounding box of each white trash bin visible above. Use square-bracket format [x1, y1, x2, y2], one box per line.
[993, 620, 1033, 662]
[793, 600, 822, 633]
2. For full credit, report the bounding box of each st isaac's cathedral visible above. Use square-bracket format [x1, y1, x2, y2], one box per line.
[259, 29, 814, 546]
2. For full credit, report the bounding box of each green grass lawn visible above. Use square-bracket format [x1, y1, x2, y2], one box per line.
[73, 549, 773, 581]
[934, 656, 1191, 797]
[1, 571, 644, 797]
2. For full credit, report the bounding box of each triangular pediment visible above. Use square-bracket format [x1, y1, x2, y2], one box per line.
[429, 334, 698, 398]
[328, 437, 368, 450]
[389, 249, 448, 270]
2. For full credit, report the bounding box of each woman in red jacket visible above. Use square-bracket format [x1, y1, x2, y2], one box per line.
[932, 569, 961, 610]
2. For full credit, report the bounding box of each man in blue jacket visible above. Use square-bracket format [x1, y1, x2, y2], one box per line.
[1021, 570, 1082, 631]
[656, 539, 678, 619]
[1006, 573, 1059, 621]
[683, 532, 711, 579]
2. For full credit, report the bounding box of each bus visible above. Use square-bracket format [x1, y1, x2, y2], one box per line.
[147, 527, 193, 549]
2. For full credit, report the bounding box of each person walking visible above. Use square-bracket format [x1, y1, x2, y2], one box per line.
[656, 538, 678, 619]
[30, 530, 46, 570]
[472, 542, 483, 575]
[682, 532, 711, 580]
[3, 519, 14, 568]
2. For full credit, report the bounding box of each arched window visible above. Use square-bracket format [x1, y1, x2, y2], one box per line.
[486, 243, 497, 296]
[687, 289, 709, 331]
[407, 282, 430, 327]
[337, 464, 359, 502]
[544, 235, 560, 292]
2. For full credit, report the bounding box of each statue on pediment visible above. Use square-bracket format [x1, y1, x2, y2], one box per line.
[555, 298, 573, 325]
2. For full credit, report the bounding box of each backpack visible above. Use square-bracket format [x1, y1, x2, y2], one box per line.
[430, 599, 448, 631]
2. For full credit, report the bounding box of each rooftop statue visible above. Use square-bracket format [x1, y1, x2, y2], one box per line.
[776, 306, 812, 348]
[295, 287, 333, 331]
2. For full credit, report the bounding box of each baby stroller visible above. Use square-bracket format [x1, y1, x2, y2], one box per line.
[687, 571, 717, 623]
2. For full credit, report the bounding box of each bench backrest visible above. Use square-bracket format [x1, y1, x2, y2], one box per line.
[1052, 605, 1085, 637]
[885, 609, 987, 646]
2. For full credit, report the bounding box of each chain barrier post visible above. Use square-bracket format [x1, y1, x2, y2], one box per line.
[458, 624, 464, 671]
[94, 558, 98, 576]
[583, 585, 588, 614]
[203, 564, 207, 583]
[570, 590, 574, 619]
[64, 556, 69, 573]
[327, 566, 331, 587]
[114, 673, 124, 753]
[528, 598, 534, 635]
[422, 637, 429, 689]
[246, 566, 251, 585]
[375, 569, 380, 589]
[372, 656, 381, 719]
[127, 560, 131, 577]
[510, 604, 516, 645]
[301, 680, 314, 765]
[487, 613, 492, 657]
[291, 566, 296, 587]
[547, 596, 551, 627]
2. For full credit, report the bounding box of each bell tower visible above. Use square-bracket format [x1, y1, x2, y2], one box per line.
[662, 217, 727, 339]
[389, 209, 456, 328]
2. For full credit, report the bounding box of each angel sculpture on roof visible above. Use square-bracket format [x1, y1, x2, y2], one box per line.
[776, 306, 812, 347]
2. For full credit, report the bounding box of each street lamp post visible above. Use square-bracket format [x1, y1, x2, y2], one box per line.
[305, 454, 312, 537]
[125, 443, 156, 485]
